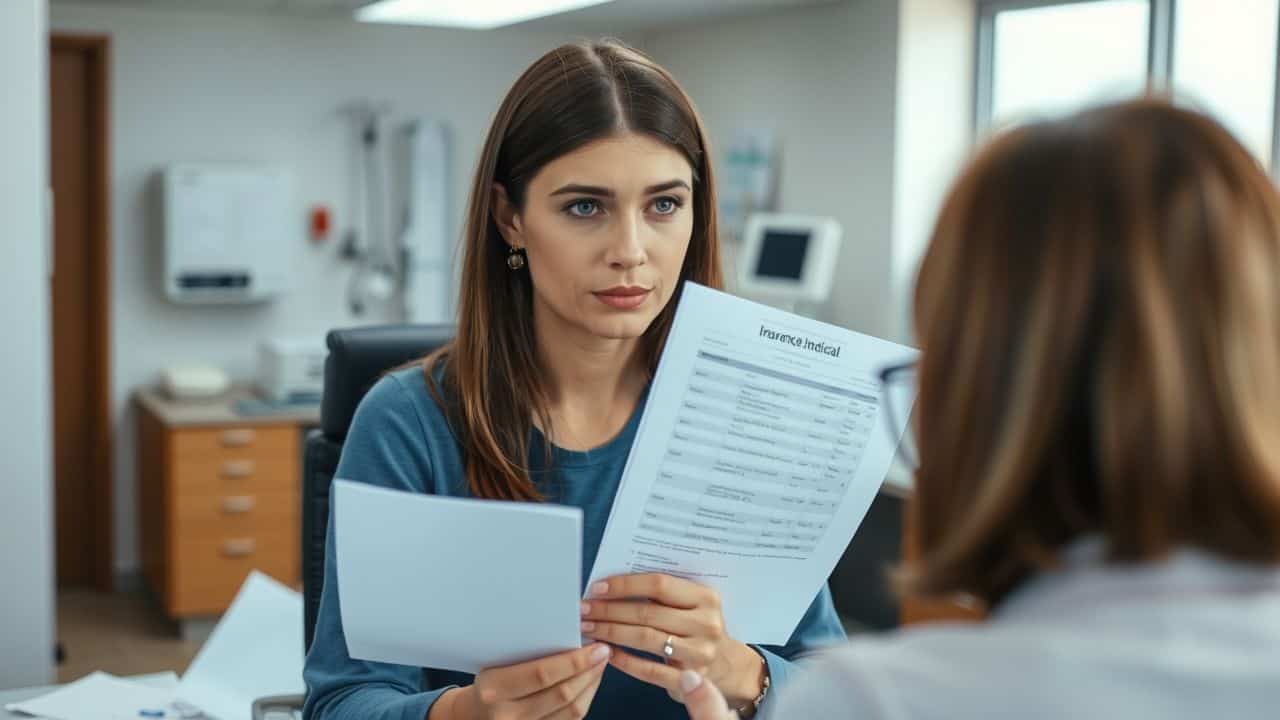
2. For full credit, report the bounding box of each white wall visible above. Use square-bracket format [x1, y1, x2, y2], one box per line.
[646, 0, 901, 337]
[891, 0, 975, 342]
[48, 3, 592, 574]
[46, 0, 933, 574]
[0, 0, 56, 689]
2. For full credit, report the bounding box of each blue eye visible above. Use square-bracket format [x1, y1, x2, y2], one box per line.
[566, 199, 601, 218]
[652, 196, 683, 215]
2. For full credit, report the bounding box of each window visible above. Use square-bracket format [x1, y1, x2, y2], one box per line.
[1172, 0, 1279, 165]
[988, 1, 1150, 128]
[976, 0, 1280, 170]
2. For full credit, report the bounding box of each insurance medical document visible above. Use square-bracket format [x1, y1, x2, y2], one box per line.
[588, 283, 917, 645]
[335, 480, 584, 673]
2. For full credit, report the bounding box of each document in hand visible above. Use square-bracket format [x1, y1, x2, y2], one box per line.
[588, 283, 917, 645]
[334, 481, 584, 673]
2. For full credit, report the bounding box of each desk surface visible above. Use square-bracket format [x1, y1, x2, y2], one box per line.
[137, 385, 320, 429]
[0, 682, 57, 717]
[0, 672, 176, 718]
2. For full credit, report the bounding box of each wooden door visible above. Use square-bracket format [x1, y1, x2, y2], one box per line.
[49, 35, 112, 590]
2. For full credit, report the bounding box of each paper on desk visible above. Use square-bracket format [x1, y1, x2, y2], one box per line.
[5, 671, 175, 719]
[334, 480, 583, 673]
[175, 570, 304, 720]
[588, 283, 917, 645]
[126, 672, 181, 690]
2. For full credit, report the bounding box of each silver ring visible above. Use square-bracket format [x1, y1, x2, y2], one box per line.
[662, 635, 675, 659]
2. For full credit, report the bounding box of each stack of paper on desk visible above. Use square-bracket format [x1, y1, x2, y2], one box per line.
[5, 672, 178, 720]
[176, 571, 305, 720]
[7, 573, 302, 720]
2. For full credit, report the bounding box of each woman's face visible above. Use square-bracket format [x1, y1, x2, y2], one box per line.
[494, 132, 696, 345]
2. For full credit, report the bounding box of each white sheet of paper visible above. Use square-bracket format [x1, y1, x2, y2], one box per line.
[334, 480, 583, 673]
[588, 283, 917, 645]
[131, 672, 181, 690]
[6, 671, 176, 719]
[175, 570, 305, 720]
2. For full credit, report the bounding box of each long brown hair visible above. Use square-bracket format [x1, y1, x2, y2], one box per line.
[902, 99, 1280, 607]
[424, 39, 722, 501]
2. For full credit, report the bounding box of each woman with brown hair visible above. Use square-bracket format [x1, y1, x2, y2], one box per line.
[302, 40, 846, 720]
[684, 98, 1280, 719]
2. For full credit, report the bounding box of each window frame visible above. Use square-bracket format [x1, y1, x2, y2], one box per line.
[976, 0, 1280, 172]
[974, 0, 1172, 131]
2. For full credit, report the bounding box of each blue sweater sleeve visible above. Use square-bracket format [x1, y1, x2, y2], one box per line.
[750, 584, 847, 711]
[303, 374, 453, 720]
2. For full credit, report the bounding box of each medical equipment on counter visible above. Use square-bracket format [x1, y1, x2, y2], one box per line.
[256, 337, 326, 404]
[160, 366, 231, 401]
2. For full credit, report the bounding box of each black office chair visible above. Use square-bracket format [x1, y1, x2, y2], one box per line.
[301, 324, 455, 653]
[252, 325, 453, 719]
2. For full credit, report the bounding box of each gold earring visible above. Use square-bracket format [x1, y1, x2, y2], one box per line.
[507, 246, 526, 271]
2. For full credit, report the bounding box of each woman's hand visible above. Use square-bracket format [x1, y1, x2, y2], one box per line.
[579, 574, 766, 706]
[679, 670, 739, 720]
[435, 643, 611, 720]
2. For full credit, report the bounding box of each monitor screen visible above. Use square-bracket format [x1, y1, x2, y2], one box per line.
[754, 230, 810, 281]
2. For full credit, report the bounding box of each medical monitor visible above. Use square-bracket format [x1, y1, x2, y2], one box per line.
[737, 213, 842, 304]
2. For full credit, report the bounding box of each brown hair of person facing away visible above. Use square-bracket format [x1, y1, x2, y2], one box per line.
[900, 98, 1280, 608]
[421, 39, 722, 502]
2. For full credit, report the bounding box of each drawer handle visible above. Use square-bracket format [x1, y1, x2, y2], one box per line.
[221, 538, 256, 558]
[221, 495, 256, 514]
[221, 460, 255, 479]
[220, 429, 256, 448]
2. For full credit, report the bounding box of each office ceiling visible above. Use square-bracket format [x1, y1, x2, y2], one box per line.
[49, 0, 845, 32]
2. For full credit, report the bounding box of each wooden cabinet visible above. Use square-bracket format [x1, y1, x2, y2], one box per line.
[136, 388, 316, 618]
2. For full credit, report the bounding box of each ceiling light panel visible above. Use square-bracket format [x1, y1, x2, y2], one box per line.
[355, 0, 617, 29]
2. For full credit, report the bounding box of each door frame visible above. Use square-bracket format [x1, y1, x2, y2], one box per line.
[50, 33, 113, 591]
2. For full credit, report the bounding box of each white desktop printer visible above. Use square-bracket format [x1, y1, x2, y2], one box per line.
[256, 338, 326, 404]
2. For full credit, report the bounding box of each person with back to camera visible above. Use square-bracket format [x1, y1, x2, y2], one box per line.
[302, 39, 848, 720]
[683, 98, 1280, 720]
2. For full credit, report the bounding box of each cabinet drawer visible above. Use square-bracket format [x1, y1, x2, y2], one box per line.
[171, 456, 296, 495]
[173, 489, 298, 540]
[171, 426, 297, 461]
[169, 531, 298, 616]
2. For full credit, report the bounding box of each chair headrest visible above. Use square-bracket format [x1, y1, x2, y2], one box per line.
[320, 324, 455, 440]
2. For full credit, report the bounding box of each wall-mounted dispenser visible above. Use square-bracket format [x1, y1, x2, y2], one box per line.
[162, 164, 294, 304]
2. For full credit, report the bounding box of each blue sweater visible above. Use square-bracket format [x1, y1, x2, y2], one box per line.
[303, 366, 847, 720]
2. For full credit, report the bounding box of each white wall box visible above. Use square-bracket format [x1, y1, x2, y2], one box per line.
[163, 165, 294, 304]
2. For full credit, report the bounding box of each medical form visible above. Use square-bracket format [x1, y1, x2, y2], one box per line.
[588, 283, 916, 645]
